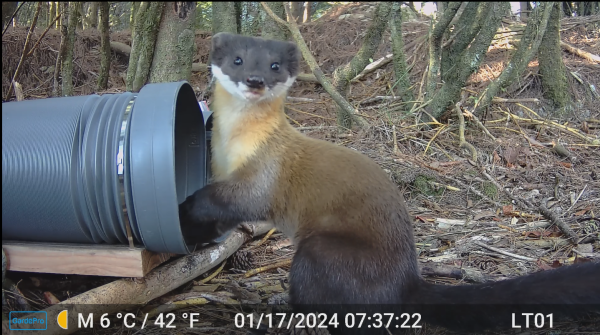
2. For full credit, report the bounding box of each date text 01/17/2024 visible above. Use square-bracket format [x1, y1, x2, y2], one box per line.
[234, 313, 422, 330]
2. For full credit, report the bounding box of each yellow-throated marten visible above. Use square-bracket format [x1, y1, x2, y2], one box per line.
[179, 33, 599, 334]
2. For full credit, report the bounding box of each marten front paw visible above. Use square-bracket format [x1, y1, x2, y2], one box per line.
[178, 186, 237, 245]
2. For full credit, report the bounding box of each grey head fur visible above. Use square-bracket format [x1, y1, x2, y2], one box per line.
[210, 32, 300, 102]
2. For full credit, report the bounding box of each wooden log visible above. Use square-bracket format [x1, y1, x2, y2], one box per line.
[4, 222, 273, 335]
[2, 241, 172, 278]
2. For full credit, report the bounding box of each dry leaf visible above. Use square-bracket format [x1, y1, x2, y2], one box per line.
[558, 161, 572, 169]
[493, 151, 502, 165]
[574, 207, 591, 216]
[502, 205, 514, 216]
[536, 260, 553, 271]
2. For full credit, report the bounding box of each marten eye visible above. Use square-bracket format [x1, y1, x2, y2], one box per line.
[234, 57, 243, 65]
[271, 62, 280, 71]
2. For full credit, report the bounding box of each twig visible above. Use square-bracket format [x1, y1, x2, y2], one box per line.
[510, 105, 598, 144]
[565, 185, 587, 213]
[462, 107, 497, 141]
[194, 261, 227, 285]
[247, 228, 277, 250]
[491, 97, 540, 103]
[472, 241, 536, 262]
[244, 258, 292, 278]
[455, 103, 477, 161]
[392, 125, 399, 154]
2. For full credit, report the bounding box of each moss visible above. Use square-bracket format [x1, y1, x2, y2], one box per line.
[482, 181, 498, 199]
[414, 175, 444, 197]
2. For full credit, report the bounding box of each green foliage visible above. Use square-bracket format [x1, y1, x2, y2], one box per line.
[195, 1, 213, 31]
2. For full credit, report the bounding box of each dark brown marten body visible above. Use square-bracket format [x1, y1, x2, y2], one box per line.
[179, 33, 600, 334]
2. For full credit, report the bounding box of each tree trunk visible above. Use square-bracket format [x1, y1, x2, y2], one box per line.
[126, 2, 164, 92]
[76, 3, 83, 30]
[539, 2, 570, 114]
[290, 2, 304, 23]
[426, 2, 461, 99]
[53, 3, 68, 96]
[520, 1, 529, 19]
[88, 2, 98, 28]
[62, 2, 80, 97]
[97, 2, 110, 91]
[212, 2, 237, 34]
[234, 2, 242, 34]
[48, 1, 56, 28]
[441, 2, 488, 81]
[428, 2, 508, 119]
[130, 2, 140, 33]
[332, 2, 393, 128]
[261, 2, 287, 41]
[303, 1, 312, 23]
[473, 2, 553, 115]
[56, 2, 61, 29]
[390, 2, 414, 105]
[148, 2, 196, 84]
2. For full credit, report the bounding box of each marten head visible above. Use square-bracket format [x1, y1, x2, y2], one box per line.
[210, 32, 300, 102]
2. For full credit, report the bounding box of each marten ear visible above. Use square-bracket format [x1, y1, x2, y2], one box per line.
[211, 32, 230, 52]
[286, 42, 300, 77]
[210, 32, 232, 66]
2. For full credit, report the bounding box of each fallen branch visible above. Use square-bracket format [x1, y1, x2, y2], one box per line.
[4, 222, 272, 334]
[472, 241, 536, 262]
[560, 41, 600, 63]
[261, 2, 369, 128]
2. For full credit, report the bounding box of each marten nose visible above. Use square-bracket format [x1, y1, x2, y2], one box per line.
[246, 76, 265, 89]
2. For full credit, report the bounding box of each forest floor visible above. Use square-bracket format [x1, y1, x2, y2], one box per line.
[2, 4, 600, 335]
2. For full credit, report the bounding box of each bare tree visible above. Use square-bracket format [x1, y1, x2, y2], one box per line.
[212, 2, 237, 34]
[149, 2, 197, 84]
[97, 2, 110, 91]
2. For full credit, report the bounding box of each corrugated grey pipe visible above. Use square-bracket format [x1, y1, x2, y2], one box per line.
[2, 81, 207, 254]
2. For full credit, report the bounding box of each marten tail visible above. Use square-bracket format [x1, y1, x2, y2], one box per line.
[406, 261, 600, 332]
